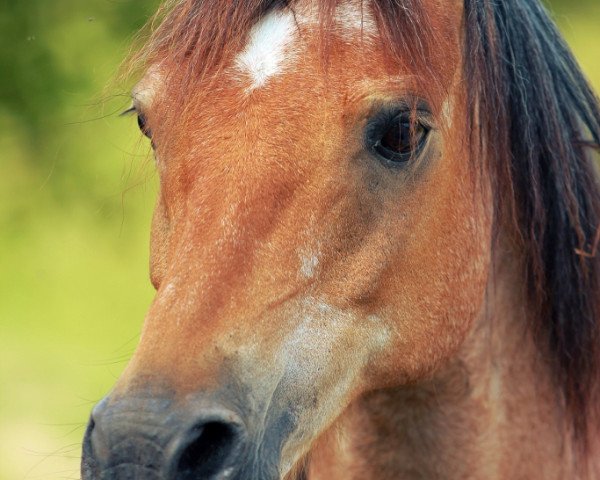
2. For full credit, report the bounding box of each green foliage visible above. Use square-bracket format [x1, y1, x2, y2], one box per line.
[0, 2, 160, 479]
[0, 0, 156, 147]
[0, 1, 598, 479]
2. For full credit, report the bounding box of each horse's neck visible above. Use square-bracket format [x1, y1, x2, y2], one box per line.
[306, 252, 584, 480]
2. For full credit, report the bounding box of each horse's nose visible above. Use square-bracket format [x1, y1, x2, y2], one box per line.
[165, 417, 245, 479]
[81, 395, 247, 480]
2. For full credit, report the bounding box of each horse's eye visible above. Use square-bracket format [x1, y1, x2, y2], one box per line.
[369, 112, 429, 165]
[137, 113, 152, 139]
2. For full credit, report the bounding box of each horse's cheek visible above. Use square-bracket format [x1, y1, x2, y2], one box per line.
[375, 170, 492, 382]
[149, 197, 171, 290]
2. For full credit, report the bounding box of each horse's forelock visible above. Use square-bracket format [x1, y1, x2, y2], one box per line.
[126, 0, 442, 95]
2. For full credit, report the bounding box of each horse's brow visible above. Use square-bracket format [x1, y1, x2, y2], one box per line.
[132, 67, 164, 108]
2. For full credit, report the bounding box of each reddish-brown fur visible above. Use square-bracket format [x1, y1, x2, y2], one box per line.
[87, 1, 600, 478]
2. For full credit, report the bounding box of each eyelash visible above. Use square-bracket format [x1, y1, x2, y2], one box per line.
[121, 105, 153, 143]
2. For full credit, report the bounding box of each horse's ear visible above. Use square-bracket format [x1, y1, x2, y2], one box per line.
[464, 0, 600, 450]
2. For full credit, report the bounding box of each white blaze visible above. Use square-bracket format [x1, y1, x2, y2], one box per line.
[234, 2, 376, 91]
[234, 10, 298, 91]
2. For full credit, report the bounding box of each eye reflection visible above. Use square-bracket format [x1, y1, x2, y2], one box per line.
[370, 113, 429, 164]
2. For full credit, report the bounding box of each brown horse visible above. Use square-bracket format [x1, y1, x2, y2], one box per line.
[81, 1, 600, 479]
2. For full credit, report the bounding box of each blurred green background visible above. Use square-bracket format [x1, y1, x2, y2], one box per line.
[0, 1, 599, 479]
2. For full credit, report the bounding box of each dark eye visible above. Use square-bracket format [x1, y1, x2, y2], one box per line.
[137, 113, 152, 139]
[368, 112, 429, 165]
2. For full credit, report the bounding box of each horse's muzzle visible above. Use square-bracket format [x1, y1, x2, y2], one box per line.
[81, 392, 259, 480]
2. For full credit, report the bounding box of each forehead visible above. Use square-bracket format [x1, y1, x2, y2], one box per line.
[233, 2, 379, 92]
[134, 0, 462, 107]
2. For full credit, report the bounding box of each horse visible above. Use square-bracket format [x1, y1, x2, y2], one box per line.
[81, 0, 600, 478]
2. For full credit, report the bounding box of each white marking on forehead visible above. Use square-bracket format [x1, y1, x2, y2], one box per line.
[234, 10, 298, 92]
[234, 2, 377, 91]
[132, 65, 164, 108]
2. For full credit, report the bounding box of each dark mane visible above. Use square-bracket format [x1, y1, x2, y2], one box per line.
[134, 0, 600, 455]
[463, 0, 600, 452]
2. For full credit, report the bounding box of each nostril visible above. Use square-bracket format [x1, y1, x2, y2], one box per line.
[173, 420, 243, 479]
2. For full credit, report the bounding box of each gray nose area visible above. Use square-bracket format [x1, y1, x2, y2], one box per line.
[81, 394, 247, 480]
[166, 418, 244, 479]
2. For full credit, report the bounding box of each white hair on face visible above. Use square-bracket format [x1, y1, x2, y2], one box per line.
[293, 0, 377, 39]
[332, 0, 377, 37]
[234, 9, 299, 92]
[298, 241, 321, 280]
[233, 1, 376, 91]
[132, 65, 164, 108]
[442, 97, 454, 129]
[300, 253, 320, 279]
